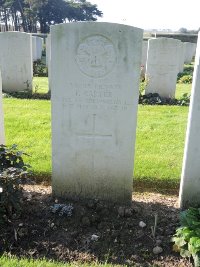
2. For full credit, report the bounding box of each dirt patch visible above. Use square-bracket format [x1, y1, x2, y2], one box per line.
[0, 184, 193, 266]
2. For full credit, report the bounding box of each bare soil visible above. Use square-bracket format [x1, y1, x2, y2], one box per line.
[0, 184, 194, 266]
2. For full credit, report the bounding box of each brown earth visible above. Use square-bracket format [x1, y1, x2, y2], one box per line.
[0, 184, 194, 267]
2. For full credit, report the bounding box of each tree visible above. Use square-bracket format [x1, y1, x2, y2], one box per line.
[178, 27, 188, 33]
[37, 0, 103, 33]
[0, 0, 102, 33]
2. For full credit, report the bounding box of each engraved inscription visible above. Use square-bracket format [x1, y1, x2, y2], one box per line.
[76, 35, 116, 78]
[76, 114, 112, 139]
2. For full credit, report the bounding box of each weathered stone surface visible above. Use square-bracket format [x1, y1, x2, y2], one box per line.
[145, 37, 181, 98]
[179, 32, 200, 208]
[0, 32, 32, 92]
[51, 22, 143, 204]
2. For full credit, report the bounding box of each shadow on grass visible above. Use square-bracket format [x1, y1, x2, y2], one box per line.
[133, 177, 180, 195]
[0, 184, 191, 267]
[3, 91, 51, 100]
[32, 173, 181, 196]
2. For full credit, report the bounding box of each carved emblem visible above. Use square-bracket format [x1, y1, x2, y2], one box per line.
[76, 35, 116, 78]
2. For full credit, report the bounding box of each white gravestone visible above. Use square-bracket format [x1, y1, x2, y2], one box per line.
[0, 32, 32, 92]
[51, 22, 143, 204]
[46, 34, 51, 92]
[32, 36, 43, 62]
[36, 37, 43, 60]
[178, 42, 186, 73]
[32, 36, 37, 62]
[145, 38, 181, 98]
[179, 33, 200, 209]
[0, 70, 5, 145]
[141, 41, 148, 79]
[184, 42, 196, 64]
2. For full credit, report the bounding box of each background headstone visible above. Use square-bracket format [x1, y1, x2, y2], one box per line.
[178, 42, 186, 73]
[46, 34, 51, 92]
[184, 42, 196, 64]
[36, 36, 43, 60]
[0, 32, 33, 92]
[51, 22, 143, 204]
[179, 32, 200, 209]
[145, 37, 181, 98]
[32, 36, 43, 62]
[32, 36, 37, 62]
[141, 40, 148, 79]
[0, 70, 5, 144]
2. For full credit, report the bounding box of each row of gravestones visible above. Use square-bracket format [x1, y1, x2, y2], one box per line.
[141, 38, 196, 98]
[0, 32, 196, 98]
[46, 36, 197, 99]
[0, 32, 43, 92]
[0, 23, 199, 209]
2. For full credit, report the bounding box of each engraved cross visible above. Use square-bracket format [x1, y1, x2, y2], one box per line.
[76, 114, 112, 139]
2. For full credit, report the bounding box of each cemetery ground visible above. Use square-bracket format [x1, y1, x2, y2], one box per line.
[0, 78, 194, 266]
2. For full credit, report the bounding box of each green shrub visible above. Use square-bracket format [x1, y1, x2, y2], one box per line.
[3, 91, 51, 100]
[33, 59, 48, 77]
[0, 145, 31, 223]
[172, 208, 200, 267]
[0, 144, 30, 171]
[177, 64, 194, 83]
[178, 75, 193, 84]
[138, 92, 190, 106]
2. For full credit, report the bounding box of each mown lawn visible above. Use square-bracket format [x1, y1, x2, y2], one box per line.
[0, 255, 121, 267]
[2, 77, 192, 187]
[134, 105, 188, 187]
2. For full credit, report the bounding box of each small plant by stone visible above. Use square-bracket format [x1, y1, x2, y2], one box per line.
[172, 207, 200, 267]
[0, 144, 30, 171]
[178, 74, 193, 84]
[0, 145, 31, 223]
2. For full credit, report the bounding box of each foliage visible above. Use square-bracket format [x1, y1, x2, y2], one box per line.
[172, 208, 200, 266]
[3, 91, 51, 100]
[0, 0, 103, 33]
[139, 92, 190, 106]
[0, 144, 30, 171]
[178, 75, 193, 84]
[177, 64, 194, 83]
[33, 59, 48, 77]
[0, 144, 31, 223]
[139, 77, 149, 96]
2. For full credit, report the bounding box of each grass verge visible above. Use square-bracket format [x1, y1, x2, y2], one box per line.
[0, 255, 122, 267]
[3, 97, 189, 189]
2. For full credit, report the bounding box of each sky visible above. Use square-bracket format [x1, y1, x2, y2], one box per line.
[89, 0, 199, 31]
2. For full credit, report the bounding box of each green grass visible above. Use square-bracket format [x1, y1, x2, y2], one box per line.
[4, 98, 51, 177]
[33, 77, 49, 94]
[175, 83, 192, 99]
[32, 77, 192, 99]
[2, 78, 192, 188]
[134, 105, 188, 188]
[0, 255, 122, 267]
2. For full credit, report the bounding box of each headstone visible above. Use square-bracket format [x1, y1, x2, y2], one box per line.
[46, 34, 51, 92]
[36, 36, 43, 60]
[178, 42, 186, 73]
[141, 41, 148, 79]
[0, 32, 33, 92]
[32, 36, 43, 62]
[46, 34, 51, 67]
[0, 70, 5, 144]
[32, 36, 37, 62]
[145, 38, 181, 98]
[51, 22, 143, 204]
[179, 32, 200, 209]
[184, 42, 196, 64]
